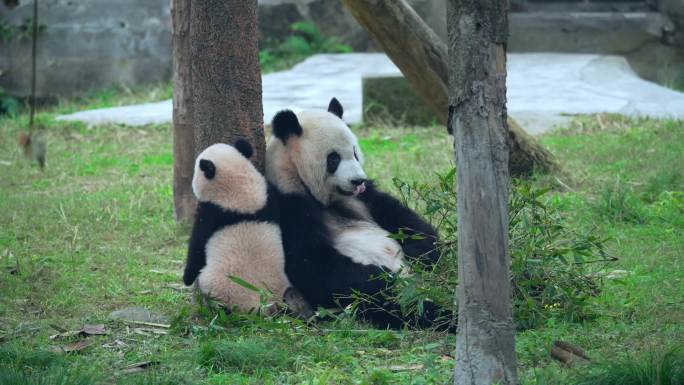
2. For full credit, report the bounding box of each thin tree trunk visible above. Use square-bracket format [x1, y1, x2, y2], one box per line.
[171, 0, 196, 222]
[341, 0, 560, 177]
[448, 0, 517, 384]
[190, 0, 265, 170]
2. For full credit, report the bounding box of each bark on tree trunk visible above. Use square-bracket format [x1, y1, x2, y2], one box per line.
[341, 0, 560, 177]
[172, 0, 265, 222]
[171, 0, 196, 222]
[448, 0, 518, 384]
[190, 0, 265, 170]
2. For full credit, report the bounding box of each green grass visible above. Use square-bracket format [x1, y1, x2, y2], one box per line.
[1, 91, 682, 385]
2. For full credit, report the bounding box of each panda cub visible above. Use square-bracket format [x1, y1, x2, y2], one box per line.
[266, 98, 454, 331]
[182, 140, 295, 314]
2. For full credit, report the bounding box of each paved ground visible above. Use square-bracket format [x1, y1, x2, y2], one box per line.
[57, 53, 684, 134]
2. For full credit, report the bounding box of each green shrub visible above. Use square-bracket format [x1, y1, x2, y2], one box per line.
[386, 168, 610, 329]
[259, 21, 351, 73]
[0, 87, 20, 117]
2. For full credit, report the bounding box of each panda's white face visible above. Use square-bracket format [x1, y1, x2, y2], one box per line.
[193, 142, 267, 214]
[266, 105, 367, 206]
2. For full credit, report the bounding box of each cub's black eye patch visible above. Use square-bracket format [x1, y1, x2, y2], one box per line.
[326, 151, 341, 174]
[353, 147, 359, 161]
[199, 159, 216, 180]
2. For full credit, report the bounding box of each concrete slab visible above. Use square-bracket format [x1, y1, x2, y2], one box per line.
[57, 53, 684, 134]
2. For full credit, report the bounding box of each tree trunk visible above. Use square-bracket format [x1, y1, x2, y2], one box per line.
[190, 0, 265, 170]
[341, 0, 560, 177]
[172, 0, 265, 222]
[171, 0, 196, 222]
[448, 0, 517, 384]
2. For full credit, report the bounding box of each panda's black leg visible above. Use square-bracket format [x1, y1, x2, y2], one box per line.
[283, 286, 314, 320]
[415, 300, 458, 333]
[357, 296, 457, 333]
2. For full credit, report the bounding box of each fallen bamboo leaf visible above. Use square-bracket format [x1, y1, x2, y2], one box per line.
[164, 283, 191, 291]
[550, 342, 590, 367]
[49, 324, 106, 340]
[388, 363, 423, 372]
[48, 323, 67, 333]
[377, 348, 394, 355]
[83, 324, 106, 335]
[122, 320, 170, 329]
[133, 327, 168, 335]
[120, 361, 160, 374]
[50, 330, 84, 340]
[102, 339, 127, 349]
[63, 339, 92, 353]
[554, 340, 590, 361]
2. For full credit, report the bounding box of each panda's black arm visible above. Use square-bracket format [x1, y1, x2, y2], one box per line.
[358, 181, 440, 265]
[278, 193, 390, 307]
[182, 203, 221, 286]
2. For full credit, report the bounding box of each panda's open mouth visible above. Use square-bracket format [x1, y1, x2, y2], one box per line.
[336, 183, 366, 196]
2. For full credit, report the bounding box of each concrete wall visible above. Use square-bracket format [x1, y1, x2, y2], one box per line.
[0, 0, 171, 98]
[1, 0, 681, 98]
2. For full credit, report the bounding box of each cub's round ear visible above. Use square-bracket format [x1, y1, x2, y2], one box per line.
[327, 97, 343, 119]
[234, 139, 253, 159]
[199, 159, 216, 180]
[272, 109, 302, 144]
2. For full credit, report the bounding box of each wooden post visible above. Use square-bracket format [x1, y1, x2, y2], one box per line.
[448, 0, 518, 384]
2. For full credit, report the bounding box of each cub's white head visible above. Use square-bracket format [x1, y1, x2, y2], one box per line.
[266, 98, 367, 206]
[192, 140, 267, 214]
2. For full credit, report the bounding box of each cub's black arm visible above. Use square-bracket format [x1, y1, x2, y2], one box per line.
[183, 204, 221, 285]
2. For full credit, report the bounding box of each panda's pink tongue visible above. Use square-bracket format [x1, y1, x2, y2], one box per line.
[354, 183, 366, 195]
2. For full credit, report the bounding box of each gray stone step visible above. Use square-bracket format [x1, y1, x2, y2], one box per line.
[57, 52, 684, 134]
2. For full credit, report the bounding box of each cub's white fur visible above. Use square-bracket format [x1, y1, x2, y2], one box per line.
[199, 222, 289, 312]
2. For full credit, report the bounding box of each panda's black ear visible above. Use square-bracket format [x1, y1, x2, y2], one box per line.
[199, 159, 216, 180]
[327, 97, 343, 119]
[272, 109, 302, 144]
[234, 139, 253, 159]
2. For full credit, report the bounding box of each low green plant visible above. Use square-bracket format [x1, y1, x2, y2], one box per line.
[260, 21, 352, 73]
[594, 176, 647, 224]
[574, 346, 684, 385]
[198, 337, 295, 374]
[0, 343, 93, 385]
[384, 169, 610, 329]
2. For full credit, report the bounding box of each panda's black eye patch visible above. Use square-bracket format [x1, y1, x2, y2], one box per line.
[326, 151, 341, 174]
[199, 159, 216, 180]
[353, 147, 359, 161]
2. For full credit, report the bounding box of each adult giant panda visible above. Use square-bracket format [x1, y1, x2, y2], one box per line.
[266, 98, 453, 331]
[183, 140, 309, 315]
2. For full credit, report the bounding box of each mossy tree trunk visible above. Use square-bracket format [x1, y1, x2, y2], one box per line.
[341, 0, 560, 177]
[172, 0, 265, 222]
[448, 0, 517, 383]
